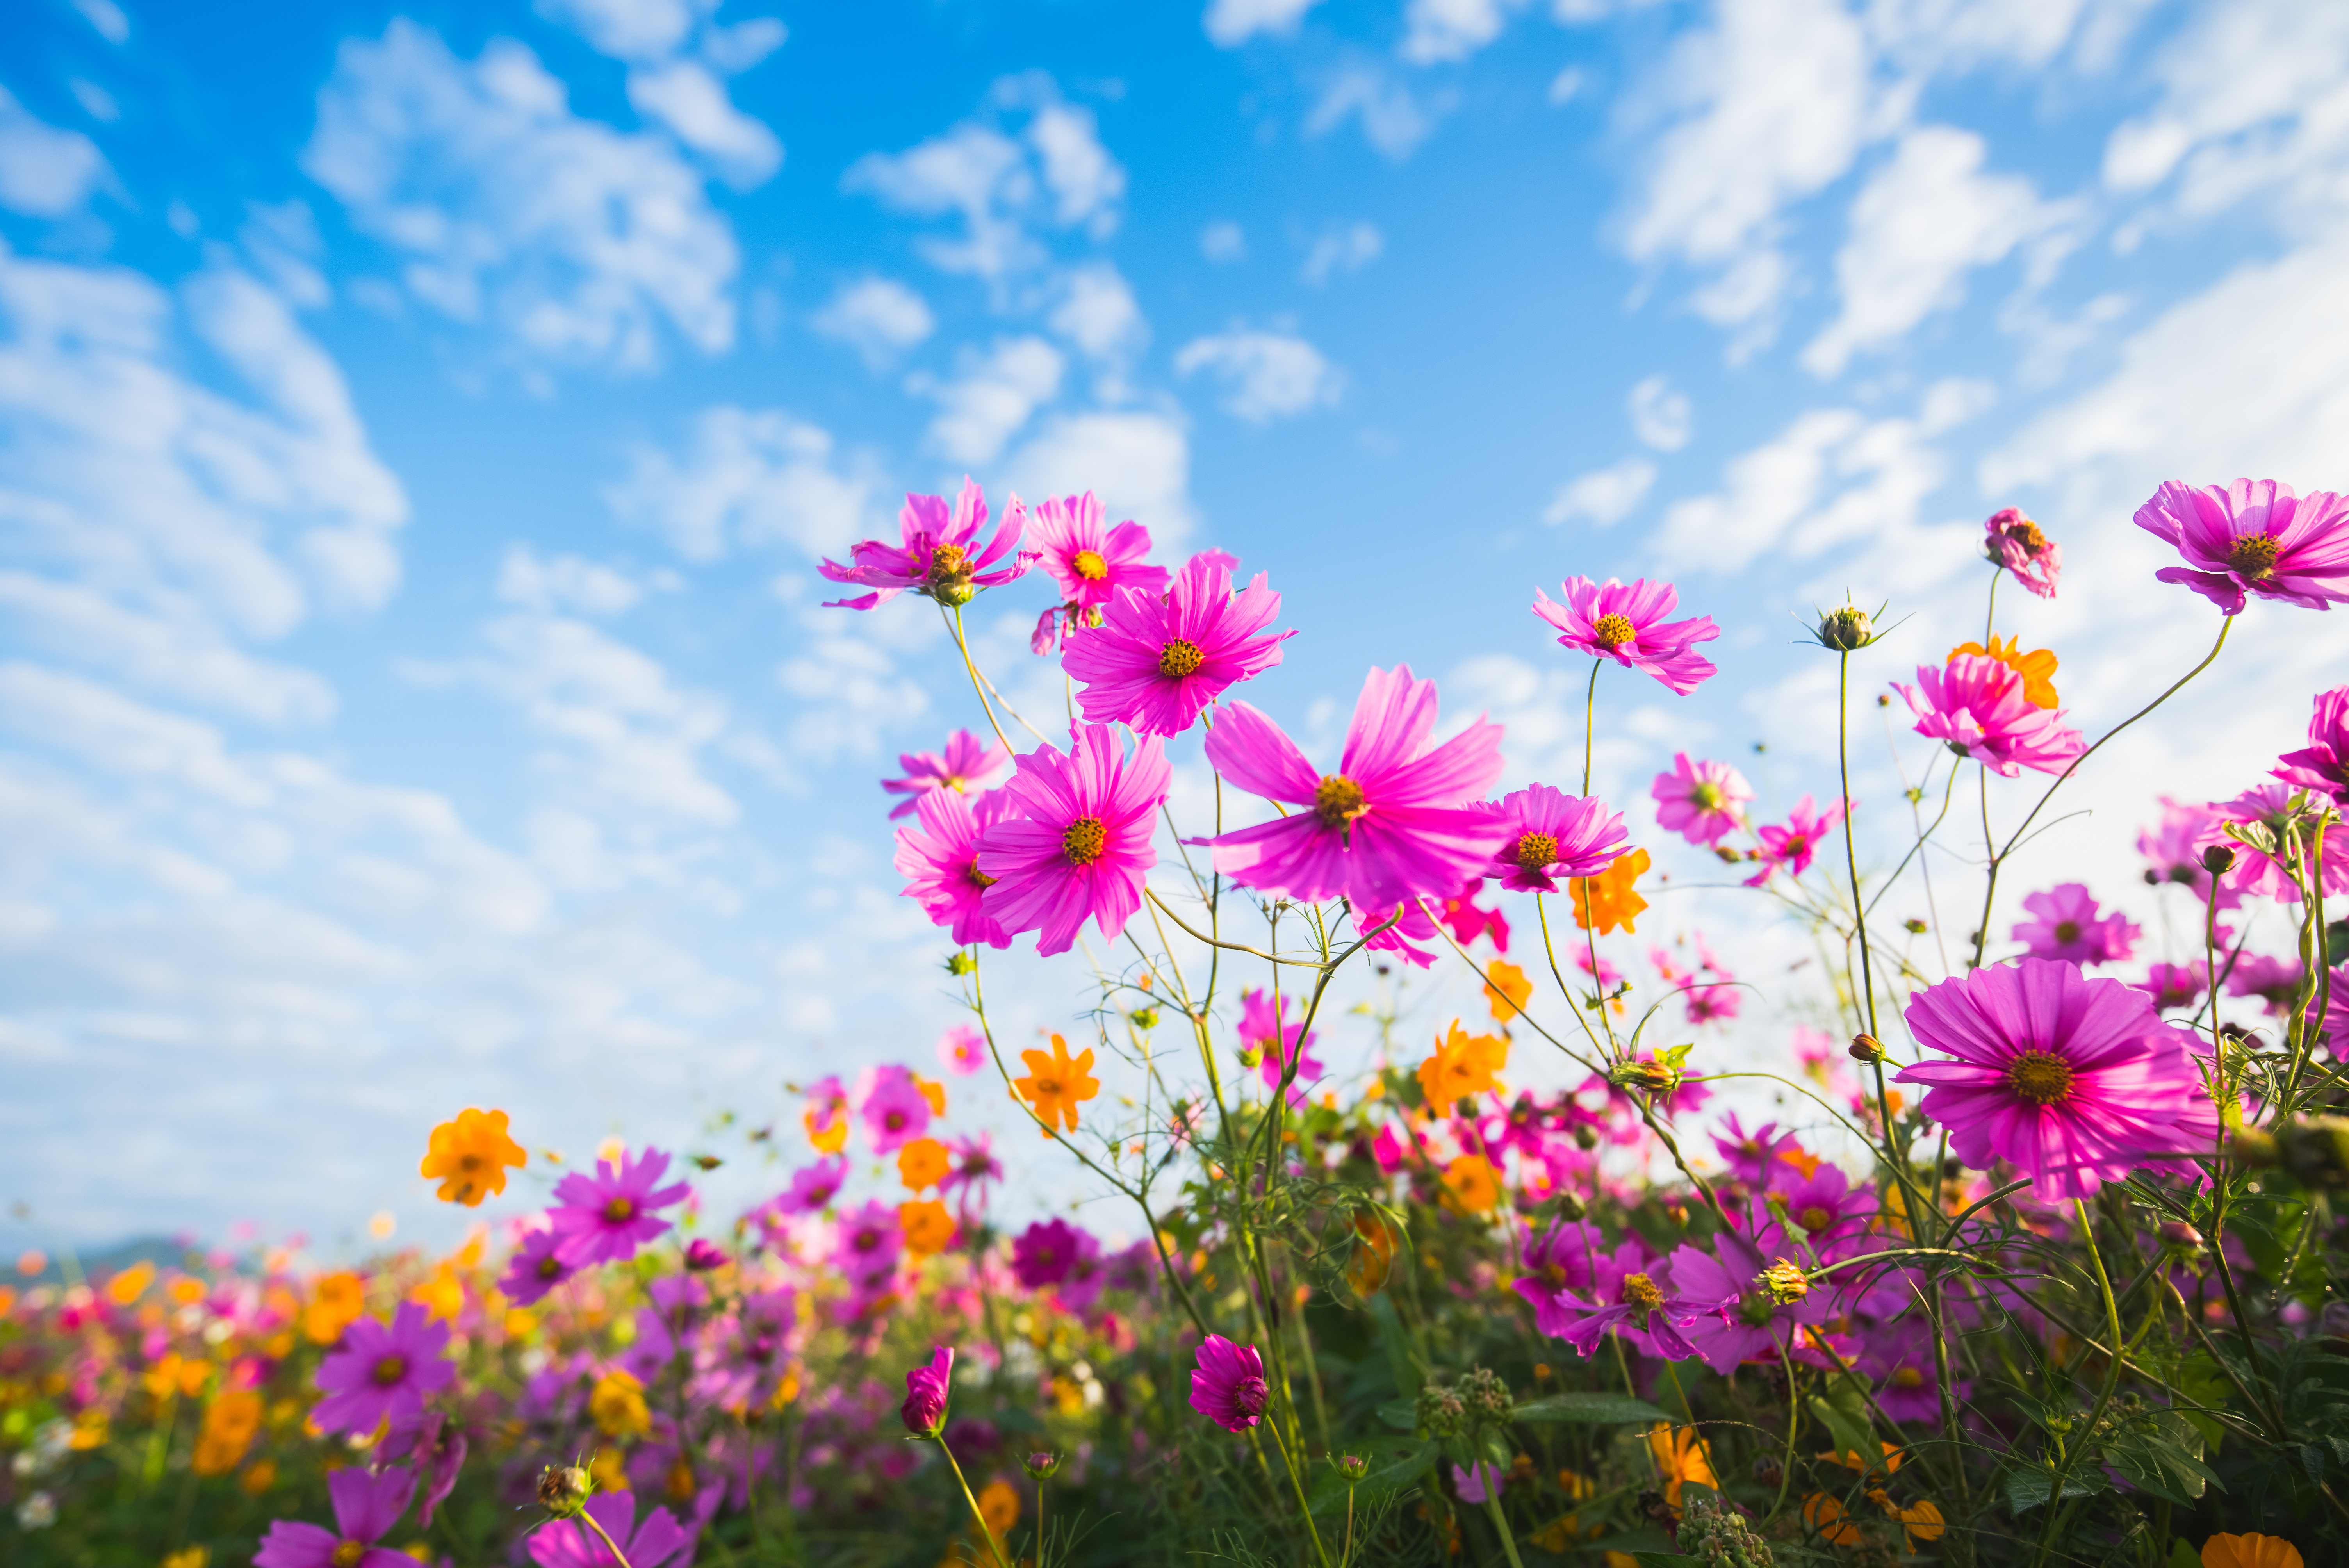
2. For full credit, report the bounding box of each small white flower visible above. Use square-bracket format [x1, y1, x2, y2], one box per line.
[15, 1490, 58, 1529]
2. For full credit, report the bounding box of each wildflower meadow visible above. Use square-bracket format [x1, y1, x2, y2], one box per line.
[11, 474, 2349, 1568]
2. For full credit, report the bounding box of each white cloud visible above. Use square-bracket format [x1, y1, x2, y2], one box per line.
[1542, 456, 1657, 527]
[70, 0, 128, 44]
[915, 336, 1067, 465]
[1301, 220, 1383, 285]
[303, 20, 740, 370]
[626, 60, 783, 187]
[1863, 0, 2113, 75]
[605, 406, 877, 563]
[1305, 64, 1437, 160]
[1804, 126, 2054, 376]
[535, 0, 712, 60]
[810, 275, 935, 365]
[1002, 410, 1197, 549]
[0, 88, 110, 217]
[1401, 0, 1530, 65]
[69, 80, 119, 123]
[1204, 0, 1327, 46]
[497, 545, 660, 617]
[1174, 328, 1343, 423]
[1048, 263, 1146, 360]
[1026, 101, 1126, 231]
[1628, 374, 1692, 450]
[1200, 220, 1247, 263]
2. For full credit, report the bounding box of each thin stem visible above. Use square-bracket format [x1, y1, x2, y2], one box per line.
[1480, 1491, 1528, 1568]
[572, 1509, 637, 1568]
[2025, 1201, 2128, 1568]
[936, 1434, 1016, 1568]
[1837, 651, 1878, 1040]
[1262, 1409, 1334, 1568]
[1581, 658, 1602, 795]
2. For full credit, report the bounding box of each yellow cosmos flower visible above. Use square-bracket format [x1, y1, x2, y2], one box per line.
[1949, 633, 2059, 709]
[238, 1458, 278, 1496]
[419, 1108, 528, 1208]
[1570, 848, 1650, 935]
[590, 1370, 652, 1438]
[899, 1199, 957, 1256]
[1014, 1034, 1100, 1137]
[897, 1137, 952, 1192]
[1484, 960, 1531, 1023]
[162, 1549, 211, 1568]
[409, 1263, 463, 1324]
[1646, 1424, 1715, 1509]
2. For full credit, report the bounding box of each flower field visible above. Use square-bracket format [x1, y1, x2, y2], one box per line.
[6, 477, 2348, 1568]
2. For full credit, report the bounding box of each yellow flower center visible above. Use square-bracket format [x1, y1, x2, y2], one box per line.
[1621, 1272, 1663, 1309]
[1891, 1367, 1926, 1390]
[1062, 817, 1108, 865]
[1591, 612, 1637, 647]
[2228, 533, 2280, 579]
[884, 1110, 906, 1131]
[1033, 1073, 1064, 1098]
[1314, 775, 1368, 831]
[536, 1253, 563, 1280]
[2006, 1050, 2075, 1106]
[1781, 835, 1808, 857]
[332, 1542, 366, 1568]
[926, 542, 970, 586]
[604, 1196, 637, 1224]
[2002, 516, 2049, 554]
[1797, 1205, 1833, 1233]
[1157, 638, 1206, 678]
[2053, 920, 2080, 944]
[371, 1355, 408, 1388]
[966, 859, 996, 889]
[1690, 781, 1721, 810]
[1513, 832, 1559, 869]
[1071, 549, 1109, 580]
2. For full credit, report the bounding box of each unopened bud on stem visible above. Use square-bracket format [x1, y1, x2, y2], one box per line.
[1848, 1033, 1886, 1064]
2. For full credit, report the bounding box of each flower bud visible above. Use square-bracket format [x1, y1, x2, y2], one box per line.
[1023, 1452, 1062, 1480]
[1903, 918, 1928, 934]
[2228, 1126, 2278, 1168]
[1817, 604, 1875, 651]
[2157, 1220, 2204, 1251]
[683, 1238, 727, 1271]
[1572, 1125, 1599, 1151]
[1761, 1258, 1809, 1305]
[945, 951, 976, 976]
[1848, 1033, 1886, 1063]
[899, 1347, 954, 1439]
[1130, 1007, 1160, 1032]
[1335, 1453, 1369, 1482]
[2201, 844, 2237, 875]
[537, 1465, 592, 1518]
[1552, 1192, 1587, 1223]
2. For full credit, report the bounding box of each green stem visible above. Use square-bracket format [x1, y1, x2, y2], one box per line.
[2025, 1201, 2128, 1568]
[1480, 1491, 1528, 1568]
[936, 1434, 1015, 1568]
[573, 1506, 638, 1568]
[1582, 658, 1601, 795]
[1262, 1409, 1334, 1568]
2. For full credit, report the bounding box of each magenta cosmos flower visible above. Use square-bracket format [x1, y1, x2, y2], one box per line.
[1190, 1334, 1269, 1433]
[1896, 654, 2086, 777]
[2204, 783, 2349, 903]
[2138, 795, 2242, 910]
[900, 1346, 953, 1437]
[255, 1463, 416, 1568]
[527, 1491, 699, 1568]
[1487, 784, 1627, 893]
[498, 1228, 574, 1307]
[1983, 507, 2062, 599]
[1743, 795, 1843, 887]
[895, 786, 1019, 950]
[311, 1304, 454, 1436]
[2012, 884, 2139, 967]
[857, 1064, 933, 1154]
[773, 1154, 848, 1216]
[1011, 1218, 1085, 1289]
[975, 725, 1169, 957]
[2275, 685, 2349, 804]
[882, 729, 1010, 820]
[1531, 577, 1719, 695]
[1200, 665, 1511, 910]
[549, 1147, 693, 1267]
[1239, 986, 1323, 1102]
[2136, 961, 2205, 1012]
[2134, 478, 2349, 614]
[820, 479, 1037, 610]
[1062, 551, 1293, 736]
[1025, 491, 1170, 651]
[1895, 957, 2220, 1200]
[1652, 753, 1752, 846]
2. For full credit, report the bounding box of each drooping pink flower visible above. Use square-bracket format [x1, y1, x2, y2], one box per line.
[2203, 784, 2349, 903]
[819, 479, 1037, 611]
[937, 1025, 989, 1076]
[899, 1346, 953, 1437]
[683, 1238, 728, 1271]
[2135, 962, 2205, 1012]
[1239, 987, 1324, 1104]
[310, 1305, 454, 1436]
[255, 1464, 416, 1568]
[2133, 478, 2349, 615]
[882, 730, 1011, 820]
[1061, 551, 1293, 735]
[977, 726, 1169, 957]
[1189, 1335, 1269, 1433]
[548, 1149, 692, 1267]
[1743, 795, 1845, 886]
[1199, 665, 1511, 910]
[857, 1065, 932, 1155]
[1011, 1219, 1084, 1290]
[1531, 577, 1719, 695]
[526, 1491, 697, 1568]
[2012, 884, 2140, 967]
[2138, 796, 2242, 911]
[1487, 784, 1627, 893]
[1437, 880, 1510, 951]
[1651, 754, 1753, 846]
[1026, 492, 1171, 652]
[498, 1228, 574, 1307]
[1894, 957, 2220, 1200]
[774, 1155, 848, 1216]
[2275, 686, 2349, 804]
[1982, 507, 2062, 599]
[1895, 654, 2086, 778]
[895, 786, 1020, 950]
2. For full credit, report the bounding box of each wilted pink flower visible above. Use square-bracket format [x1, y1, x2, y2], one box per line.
[498, 1228, 574, 1307]
[1239, 987, 1323, 1104]
[2012, 884, 2139, 967]
[311, 1305, 454, 1436]
[937, 1025, 988, 1076]
[1437, 880, 1510, 951]
[2204, 784, 2349, 903]
[2136, 962, 2205, 1012]
[527, 1491, 698, 1568]
[2138, 796, 2242, 911]
[900, 1346, 953, 1437]
[775, 1155, 848, 1216]
[1983, 507, 2062, 598]
[857, 1065, 932, 1155]
[820, 479, 1037, 610]
[2134, 478, 2349, 615]
[977, 726, 1169, 957]
[1488, 784, 1627, 893]
[1896, 654, 2086, 777]
[1651, 754, 1752, 846]
[1012, 1219, 1084, 1290]
[1531, 577, 1719, 695]
[882, 730, 1011, 820]
[2274, 686, 2349, 805]
[1200, 665, 1510, 910]
[895, 786, 1020, 950]
[1743, 795, 1844, 886]
[1895, 957, 2219, 1200]
[1189, 1334, 1269, 1433]
[255, 1464, 416, 1568]
[1062, 551, 1292, 735]
[549, 1149, 692, 1267]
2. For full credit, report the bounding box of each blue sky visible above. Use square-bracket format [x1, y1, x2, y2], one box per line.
[4, 0, 2346, 1255]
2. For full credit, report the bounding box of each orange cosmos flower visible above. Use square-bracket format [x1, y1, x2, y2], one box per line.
[1345, 1210, 1401, 1295]
[1570, 848, 1650, 935]
[105, 1260, 155, 1306]
[1646, 1424, 1716, 1510]
[1014, 1034, 1100, 1137]
[900, 1199, 957, 1255]
[1440, 1154, 1501, 1214]
[1417, 1021, 1508, 1109]
[897, 1137, 952, 1191]
[1484, 960, 1532, 1023]
[419, 1108, 527, 1207]
[409, 1263, 463, 1323]
[2201, 1534, 2304, 1568]
[1895, 1498, 1946, 1547]
[1803, 1491, 1865, 1546]
[191, 1389, 263, 1476]
[302, 1271, 365, 1345]
[1948, 634, 2058, 708]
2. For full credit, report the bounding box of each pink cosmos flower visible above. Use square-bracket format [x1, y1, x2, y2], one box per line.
[1011, 1219, 1084, 1290]
[2012, 884, 2140, 968]
[2276, 686, 2349, 804]
[1896, 654, 2087, 777]
[2226, 953, 2306, 1016]
[1711, 1115, 1802, 1188]
[1522, 1238, 1699, 1360]
[1666, 1229, 1828, 1376]
[311, 1304, 454, 1436]
[1983, 507, 2062, 599]
[1686, 971, 1741, 1027]
[977, 726, 1169, 957]
[1514, 1221, 1606, 1303]
[899, 1346, 953, 1436]
[2133, 478, 2349, 614]
[775, 1155, 848, 1216]
[1778, 1165, 1874, 1250]
[1652, 754, 1753, 846]
[1238, 987, 1324, 1105]
[498, 1229, 574, 1307]
[819, 479, 1037, 610]
[1199, 665, 1511, 911]
[549, 1148, 692, 1267]
[1743, 795, 1844, 886]
[1061, 551, 1293, 736]
[1860, 1331, 1968, 1426]
[1487, 784, 1627, 893]
[1026, 492, 1171, 652]
[939, 1134, 1002, 1211]
[882, 730, 1011, 820]
[832, 1200, 905, 1290]
[1054, 1231, 1110, 1314]
[1437, 880, 1510, 951]
[895, 786, 1020, 950]
[1894, 957, 2220, 1200]
[2135, 962, 2205, 1012]
[255, 1464, 416, 1568]
[937, 1025, 988, 1076]
[1531, 577, 1720, 695]
[527, 1491, 698, 1568]
[2138, 796, 2242, 911]
[1189, 1335, 1269, 1433]
[857, 1064, 932, 1155]
[2203, 784, 2349, 903]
